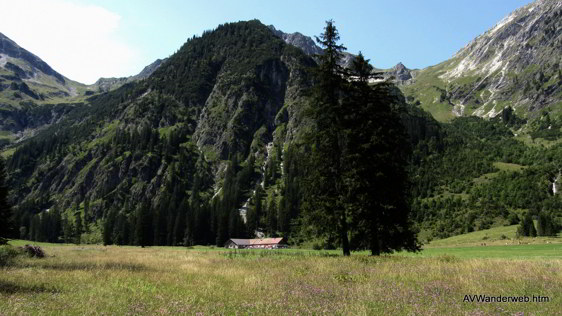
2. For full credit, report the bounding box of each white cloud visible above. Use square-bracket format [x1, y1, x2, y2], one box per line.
[0, 0, 140, 84]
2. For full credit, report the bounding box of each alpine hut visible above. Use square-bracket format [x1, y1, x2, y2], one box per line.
[224, 238, 288, 249]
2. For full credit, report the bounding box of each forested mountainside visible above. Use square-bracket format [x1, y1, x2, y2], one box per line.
[5, 20, 318, 245]
[403, 0, 562, 122]
[2, 3, 562, 248]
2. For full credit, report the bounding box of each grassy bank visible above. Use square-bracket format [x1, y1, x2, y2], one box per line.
[1, 241, 560, 315]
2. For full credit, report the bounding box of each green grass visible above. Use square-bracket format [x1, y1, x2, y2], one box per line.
[426, 224, 561, 248]
[401, 62, 457, 122]
[515, 133, 562, 148]
[1, 240, 561, 315]
[493, 161, 526, 172]
[411, 243, 562, 259]
[0, 130, 16, 141]
[0, 148, 15, 159]
[472, 162, 526, 186]
[428, 225, 519, 247]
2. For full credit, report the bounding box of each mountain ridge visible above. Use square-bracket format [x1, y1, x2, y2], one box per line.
[403, 0, 562, 121]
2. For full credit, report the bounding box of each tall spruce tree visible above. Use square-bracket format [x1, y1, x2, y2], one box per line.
[135, 201, 153, 247]
[303, 20, 351, 255]
[537, 211, 558, 236]
[74, 211, 83, 244]
[345, 62, 418, 255]
[518, 212, 537, 237]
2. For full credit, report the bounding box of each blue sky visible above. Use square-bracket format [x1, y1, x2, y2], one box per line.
[0, 0, 533, 84]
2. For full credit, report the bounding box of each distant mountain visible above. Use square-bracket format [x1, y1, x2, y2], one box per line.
[402, 0, 562, 121]
[268, 25, 323, 56]
[0, 32, 87, 141]
[0, 32, 168, 142]
[380, 62, 415, 84]
[0, 32, 88, 102]
[0, 32, 65, 84]
[91, 58, 167, 92]
[8, 15, 560, 248]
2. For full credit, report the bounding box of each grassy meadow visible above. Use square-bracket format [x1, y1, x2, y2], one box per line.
[1, 238, 561, 316]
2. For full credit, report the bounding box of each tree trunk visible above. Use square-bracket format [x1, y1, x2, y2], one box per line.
[340, 214, 350, 256]
[370, 212, 380, 256]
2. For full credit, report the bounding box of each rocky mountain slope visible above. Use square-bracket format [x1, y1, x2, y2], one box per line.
[268, 25, 323, 56]
[0, 32, 91, 142]
[403, 0, 562, 122]
[92, 58, 167, 92]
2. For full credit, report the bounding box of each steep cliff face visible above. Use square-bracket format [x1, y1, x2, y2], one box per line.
[268, 25, 323, 56]
[403, 0, 562, 122]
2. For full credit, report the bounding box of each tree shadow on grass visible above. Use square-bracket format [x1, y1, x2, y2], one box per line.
[0, 280, 59, 294]
[25, 261, 152, 272]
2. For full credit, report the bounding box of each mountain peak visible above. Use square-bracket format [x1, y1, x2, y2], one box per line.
[267, 25, 323, 56]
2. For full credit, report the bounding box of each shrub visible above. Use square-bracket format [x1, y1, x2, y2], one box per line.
[0, 245, 21, 266]
[21, 245, 45, 258]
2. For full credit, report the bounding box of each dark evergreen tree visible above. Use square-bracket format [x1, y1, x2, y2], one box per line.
[84, 197, 90, 222]
[215, 200, 229, 246]
[302, 20, 351, 256]
[74, 211, 83, 244]
[135, 201, 153, 247]
[267, 196, 278, 236]
[345, 73, 418, 256]
[0, 157, 13, 243]
[246, 185, 263, 237]
[114, 212, 129, 245]
[62, 215, 74, 243]
[537, 211, 556, 236]
[30, 214, 40, 241]
[103, 209, 116, 246]
[518, 212, 537, 237]
[153, 199, 167, 246]
[301, 21, 418, 256]
[184, 198, 196, 246]
[280, 145, 301, 236]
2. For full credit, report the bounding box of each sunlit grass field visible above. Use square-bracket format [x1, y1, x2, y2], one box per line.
[1, 240, 561, 315]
